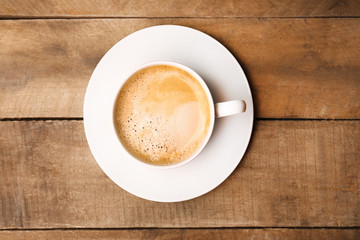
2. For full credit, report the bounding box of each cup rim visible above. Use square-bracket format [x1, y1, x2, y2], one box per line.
[112, 60, 215, 170]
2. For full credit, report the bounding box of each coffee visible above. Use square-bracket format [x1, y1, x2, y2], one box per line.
[114, 64, 211, 165]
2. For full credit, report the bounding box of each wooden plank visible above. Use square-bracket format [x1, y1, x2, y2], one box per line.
[0, 120, 359, 228]
[1, 19, 360, 119]
[0, 0, 359, 18]
[0, 229, 359, 240]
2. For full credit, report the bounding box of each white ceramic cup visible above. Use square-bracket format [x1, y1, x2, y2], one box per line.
[112, 61, 246, 169]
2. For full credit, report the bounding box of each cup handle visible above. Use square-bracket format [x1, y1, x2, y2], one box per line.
[215, 100, 246, 118]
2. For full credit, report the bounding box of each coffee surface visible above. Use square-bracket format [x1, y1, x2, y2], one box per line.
[114, 65, 211, 165]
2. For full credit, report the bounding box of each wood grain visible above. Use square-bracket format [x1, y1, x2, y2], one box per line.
[0, 120, 359, 228]
[1, 19, 359, 119]
[1, 0, 359, 18]
[0, 229, 359, 240]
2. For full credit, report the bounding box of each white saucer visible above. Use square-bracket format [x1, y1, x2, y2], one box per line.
[84, 25, 254, 202]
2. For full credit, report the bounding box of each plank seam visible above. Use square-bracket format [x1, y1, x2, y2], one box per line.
[0, 16, 360, 21]
[0, 118, 83, 121]
[256, 118, 360, 121]
[1, 118, 360, 122]
[0, 227, 360, 231]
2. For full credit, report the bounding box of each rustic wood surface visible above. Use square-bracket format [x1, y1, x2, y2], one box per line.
[1, 229, 359, 240]
[1, 0, 359, 238]
[0, 19, 359, 119]
[1, 0, 359, 18]
[1, 121, 359, 229]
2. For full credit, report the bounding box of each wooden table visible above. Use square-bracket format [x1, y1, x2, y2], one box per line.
[1, 1, 359, 239]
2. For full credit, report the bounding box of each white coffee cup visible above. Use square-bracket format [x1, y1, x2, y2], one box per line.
[112, 61, 246, 169]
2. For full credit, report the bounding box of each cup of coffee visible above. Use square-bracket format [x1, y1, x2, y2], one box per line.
[113, 61, 246, 169]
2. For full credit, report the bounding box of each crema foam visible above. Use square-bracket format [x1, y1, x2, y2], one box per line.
[114, 65, 211, 165]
